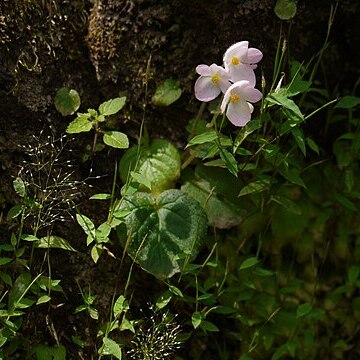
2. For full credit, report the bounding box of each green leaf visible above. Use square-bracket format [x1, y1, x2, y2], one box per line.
[152, 79, 182, 106]
[53, 345, 67, 360]
[36, 295, 51, 305]
[296, 303, 312, 318]
[168, 285, 184, 298]
[181, 167, 244, 229]
[220, 149, 238, 177]
[116, 189, 208, 279]
[72, 336, 85, 348]
[271, 195, 302, 215]
[192, 311, 203, 329]
[240, 257, 259, 270]
[103, 131, 129, 149]
[54, 87, 81, 116]
[91, 245, 103, 263]
[306, 137, 319, 154]
[200, 320, 219, 332]
[130, 171, 152, 190]
[100, 338, 122, 359]
[336, 96, 360, 109]
[7, 205, 23, 219]
[274, 0, 297, 20]
[0, 258, 13, 266]
[8, 273, 32, 311]
[99, 97, 126, 116]
[239, 179, 270, 197]
[119, 139, 181, 194]
[20, 234, 39, 242]
[76, 214, 96, 242]
[234, 119, 262, 151]
[95, 223, 111, 243]
[291, 127, 306, 156]
[66, 115, 92, 134]
[348, 265, 360, 284]
[35, 236, 77, 252]
[186, 131, 218, 147]
[267, 92, 303, 124]
[90, 193, 112, 200]
[13, 177, 26, 197]
[280, 167, 306, 188]
[120, 317, 135, 333]
[89, 307, 99, 320]
[335, 193, 358, 212]
[0, 271, 13, 286]
[113, 295, 128, 318]
[156, 290, 173, 310]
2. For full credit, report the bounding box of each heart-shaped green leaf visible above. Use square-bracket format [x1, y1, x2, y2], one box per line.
[116, 189, 208, 279]
[54, 87, 81, 116]
[119, 139, 181, 194]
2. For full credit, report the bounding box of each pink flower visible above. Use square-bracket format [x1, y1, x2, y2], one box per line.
[220, 80, 262, 127]
[223, 41, 263, 87]
[194, 64, 231, 102]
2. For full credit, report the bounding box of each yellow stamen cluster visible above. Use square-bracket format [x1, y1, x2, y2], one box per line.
[231, 56, 240, 65]
[231, 93, 239, 103]
[211, 74, 220, 84]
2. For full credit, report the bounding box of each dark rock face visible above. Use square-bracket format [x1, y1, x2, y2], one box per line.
[1, 0, 358, 232]
[1, 1, 358, 131]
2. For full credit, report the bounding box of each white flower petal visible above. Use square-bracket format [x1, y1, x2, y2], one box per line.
[241, 86, 262, 103]
[218, 78, 231, 94]
[196, 64, 211, 76]
[230, 64, 256, 86]
[226, 100, 252, 127]
[221, 88, 231, 113]
[223, 42, 248, 61]
[195, 76, 221, 102]
[246, 48, 263, 64]
[223, 41, 249, 70]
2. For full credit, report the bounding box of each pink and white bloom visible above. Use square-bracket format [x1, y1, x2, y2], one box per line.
[221, 80, 262, 127]
[194, 64, 231, 102]
[223, 41, 263, 86]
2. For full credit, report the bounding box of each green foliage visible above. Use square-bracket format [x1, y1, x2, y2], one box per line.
[274, 0, 297, 20]
[54, 87, 81, 116]
[152, 79, 182, 106]
[116, 189, 208, 278]
[64, 94, 129, 152]
[119, 139, 181, 194]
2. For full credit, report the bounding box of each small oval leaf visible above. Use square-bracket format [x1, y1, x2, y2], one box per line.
[103, 131, 129, 149]
[55, 87, 81, 116]
[101, 338, 122, 359]
[274, 0, 297, 20]
[13, 177, 26, 197]
[99, 97, 126, 116]
[240, 257, 259, 270]
[152, 79, 182, 106]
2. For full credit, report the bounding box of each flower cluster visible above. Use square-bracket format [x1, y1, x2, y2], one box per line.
[194, 41, 263, 127]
